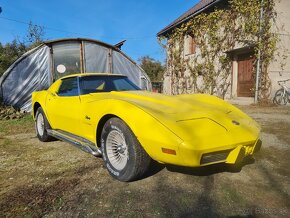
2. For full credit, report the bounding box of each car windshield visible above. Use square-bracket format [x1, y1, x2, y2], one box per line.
[79, 75, 141, 95]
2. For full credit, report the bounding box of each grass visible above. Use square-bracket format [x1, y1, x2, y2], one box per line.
[0, 178, 79, 217]
[261, 121, 290, 144]
[0, 115, 34, 136]
[0, 106, 290, 217]
[0, 138, 12, 146]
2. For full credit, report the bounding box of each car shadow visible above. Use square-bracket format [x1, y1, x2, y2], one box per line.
[165, 156, 255, 176]
[139, 156, 255, 180]
[140, 160, 166, 180]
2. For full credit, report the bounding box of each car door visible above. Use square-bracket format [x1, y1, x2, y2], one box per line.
[77, 76, 108, 142]
[46, 77, 81, 135]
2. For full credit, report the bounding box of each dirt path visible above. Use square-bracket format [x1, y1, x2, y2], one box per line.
[0, 106, 290, 217]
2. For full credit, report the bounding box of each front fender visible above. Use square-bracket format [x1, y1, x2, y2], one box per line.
[31, 91, 49, 119]
[93, 99, 183, 164]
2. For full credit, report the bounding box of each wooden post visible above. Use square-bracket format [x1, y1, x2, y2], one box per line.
[80, 41, 85, 74]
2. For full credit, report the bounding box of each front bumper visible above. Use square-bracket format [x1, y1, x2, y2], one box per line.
[167, 138, 262, 167]
[224, 139, 261, 165]
[154, 139, 262, 167]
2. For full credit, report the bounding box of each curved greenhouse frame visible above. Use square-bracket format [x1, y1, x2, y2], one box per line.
[0, 38, 151, 111]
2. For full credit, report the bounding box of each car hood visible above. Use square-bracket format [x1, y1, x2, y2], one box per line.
[89, 91, 260, 143]
[107, 91, 234, 119]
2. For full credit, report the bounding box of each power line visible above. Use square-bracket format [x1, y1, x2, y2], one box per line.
[0, 16, 95, 38]
[0, 16, 156, 40]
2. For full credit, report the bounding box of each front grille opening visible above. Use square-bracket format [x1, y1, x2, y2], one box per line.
[200, 149, 232, 165]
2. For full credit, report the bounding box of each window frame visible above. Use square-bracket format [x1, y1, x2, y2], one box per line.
[184, 34, 196, 56]
[51, 42, 82, 81]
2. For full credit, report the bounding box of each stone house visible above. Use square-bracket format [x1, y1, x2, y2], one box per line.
[157, 0, 290, 103]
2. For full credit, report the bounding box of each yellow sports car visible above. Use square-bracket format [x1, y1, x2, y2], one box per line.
[32, 73, 261, 181]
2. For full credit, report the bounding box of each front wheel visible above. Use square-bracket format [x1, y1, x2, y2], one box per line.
[273, 89, 288, 105]
[101, 117, 151, 182]
[35, 107, 54, 142]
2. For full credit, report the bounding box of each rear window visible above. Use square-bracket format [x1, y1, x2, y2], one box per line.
[80, 76, 140, 95]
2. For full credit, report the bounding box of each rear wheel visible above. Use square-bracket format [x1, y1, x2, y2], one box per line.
[273, 89, 287, 105]
[35, 107, 54, 142]
[101, 117, 151, 182]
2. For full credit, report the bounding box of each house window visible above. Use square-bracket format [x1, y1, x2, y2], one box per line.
[184, 34, 196, 56]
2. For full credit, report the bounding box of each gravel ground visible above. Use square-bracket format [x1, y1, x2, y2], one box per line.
[0, 105, 289, 217]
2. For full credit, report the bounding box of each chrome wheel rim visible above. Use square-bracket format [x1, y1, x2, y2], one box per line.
[106, 129, 128, 171]
[36, 113, 45, 136]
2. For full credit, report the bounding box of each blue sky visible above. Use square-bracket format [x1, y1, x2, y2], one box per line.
[0, 0, 198, 63]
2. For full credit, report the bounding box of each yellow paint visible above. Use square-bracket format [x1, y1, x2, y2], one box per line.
[32, 73, 261, 167]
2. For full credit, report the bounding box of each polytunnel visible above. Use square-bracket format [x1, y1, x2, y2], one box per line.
[0, 38, 151, 112]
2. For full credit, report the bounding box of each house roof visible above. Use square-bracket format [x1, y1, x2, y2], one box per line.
[157, 0, 223, 37]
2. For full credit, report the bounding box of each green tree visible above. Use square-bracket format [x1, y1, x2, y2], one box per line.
[26, 21, 45, 48]
[0, 40, 26, 76]
[138, 56, 165, 82]
[0, 22, 45, 76]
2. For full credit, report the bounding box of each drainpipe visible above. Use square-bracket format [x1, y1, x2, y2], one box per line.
[254, 0, 264, 103]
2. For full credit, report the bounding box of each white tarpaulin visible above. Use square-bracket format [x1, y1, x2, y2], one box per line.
[0, 38, 151, 112]
[0, 46, 51, 111]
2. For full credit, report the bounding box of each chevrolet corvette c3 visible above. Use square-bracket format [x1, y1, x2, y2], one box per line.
[32, 73, 261, 181]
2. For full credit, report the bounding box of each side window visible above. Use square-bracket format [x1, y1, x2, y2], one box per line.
[113, 77, 141, 91]
[80, 78, 107, 95]
[58, 78, 79, 96]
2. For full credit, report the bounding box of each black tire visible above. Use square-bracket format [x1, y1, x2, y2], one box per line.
[273, 89, 288, 105]
[101, 117, 151, 182]
[35, 107, 54, 142]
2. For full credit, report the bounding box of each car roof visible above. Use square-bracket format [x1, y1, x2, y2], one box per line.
[60, 73, 127, 80]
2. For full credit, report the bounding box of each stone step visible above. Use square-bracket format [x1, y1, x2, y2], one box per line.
[227, 97, 255, 105]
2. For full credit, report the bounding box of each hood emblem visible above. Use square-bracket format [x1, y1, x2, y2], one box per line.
[232, 120, 240, 125]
